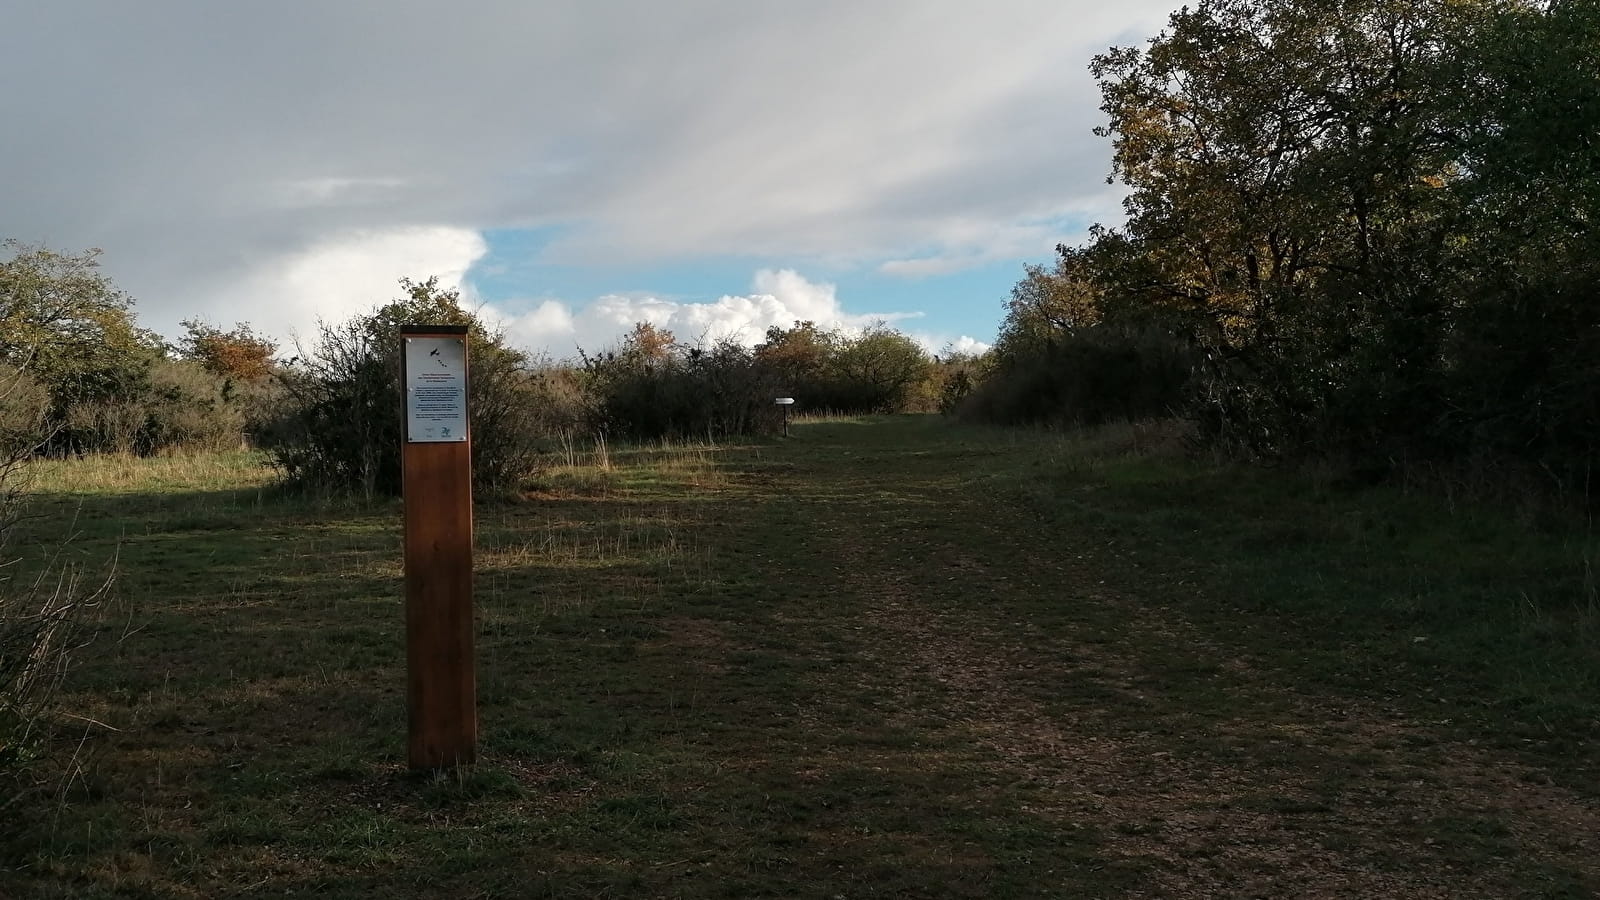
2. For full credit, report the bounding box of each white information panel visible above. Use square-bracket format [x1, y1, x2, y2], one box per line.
[405, 336, 468, 442]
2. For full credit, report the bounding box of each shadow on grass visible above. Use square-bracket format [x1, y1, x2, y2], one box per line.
[9, 418, 1600, 898]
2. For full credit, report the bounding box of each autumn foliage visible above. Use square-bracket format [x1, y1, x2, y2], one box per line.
[970, 0, 1600, 500]
[179, 319, 276, 382]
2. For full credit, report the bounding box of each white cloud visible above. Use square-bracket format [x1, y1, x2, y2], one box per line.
[902, 332, 994, 357]
[876, 195, 1129, 278]
[181, 227, 488, 348]
[878, 256, 985, 279]
[0, 1, 1178, 344]
[486, 268, 923, 360]
[495, 300, 575, 346]
[947, 336, 993, 356]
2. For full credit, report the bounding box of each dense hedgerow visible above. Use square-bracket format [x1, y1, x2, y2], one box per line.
[579, 320, 941, 441]
[968, 0, 1599, 503]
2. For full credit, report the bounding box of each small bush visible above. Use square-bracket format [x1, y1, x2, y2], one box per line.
[0, 366, 49, 452]
[752, 320, 939, 417]
[960, 327, 1193, 427]
[268, 278, 550, 496]
[52, 360, 246, 456]
[582, 328, 779, 441]
[0, 365, 115, 784]
[823, 325, 935, 414]
[143, 360, 247, 452]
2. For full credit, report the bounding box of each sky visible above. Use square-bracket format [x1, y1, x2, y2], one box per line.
[1, 1, 1177, 360]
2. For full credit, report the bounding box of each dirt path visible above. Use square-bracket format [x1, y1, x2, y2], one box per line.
[749, 419, 1599, 898]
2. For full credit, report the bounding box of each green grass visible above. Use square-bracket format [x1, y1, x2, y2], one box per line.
[3, 417, 1598, 898]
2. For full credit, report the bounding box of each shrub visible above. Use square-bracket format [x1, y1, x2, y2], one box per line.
[753, 320, 939, 416]
[268, 277, 548, 496]
[0, 364, 114, 783]
[50, 360, 247, 456]
[0, 366, 51, 451]
[577, 320, 943, 439]
[582, 327, 779, 441]
[960, 327, 1193, 427]
[143, 360, 248, 453]
[826, 325, 935, 414]
[935, 352, 986, 415]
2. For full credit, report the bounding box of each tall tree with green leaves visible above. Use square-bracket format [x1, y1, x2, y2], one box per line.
[754, 320, 840, 393]
[1091, 0, 1487, 454]
[1440, 0, 1600, 482]
[0, 240, 169, 452]
[273, 277, 542, 495]
[828, 325, 934, 414]
[0, 241, 159, 411]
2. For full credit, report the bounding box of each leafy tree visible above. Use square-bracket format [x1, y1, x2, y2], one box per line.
[1087, 0, 1490, 454]
[828, 325, 934, 414]
[1437, 0, 1600, 484]
[179, 319, 277, 382]
[1001, 256, 1103, 348]
[271, 277, 544, 495]
[0, 241, 163, 449]
[754, 321, 839, 392]
[982, 0, 1598, 496]
[0, 241, 148, 378]
[619, 322, 677, 365]
[992, 243, 1129, 362]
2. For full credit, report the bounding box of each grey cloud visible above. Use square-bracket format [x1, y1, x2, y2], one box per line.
[1, 1, 1176, 341]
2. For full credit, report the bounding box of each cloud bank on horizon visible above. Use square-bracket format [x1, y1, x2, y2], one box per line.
[0, 1, 1176, 356]
[486, 267, 974, 360]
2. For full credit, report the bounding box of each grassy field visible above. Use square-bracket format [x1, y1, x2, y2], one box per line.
[3, 416, 1598, 898]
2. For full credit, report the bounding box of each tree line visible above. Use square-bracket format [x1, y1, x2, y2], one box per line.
[1, 241, 967, 497]
[961, 0, 1598, 502]
[0, 241, 279, 458]
[1, 240, 968, 770]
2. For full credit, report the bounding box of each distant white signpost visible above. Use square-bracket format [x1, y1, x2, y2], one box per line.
[775, 397, 794, 436]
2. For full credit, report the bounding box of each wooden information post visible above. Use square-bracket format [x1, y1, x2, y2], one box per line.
[401, 324, 476, 769]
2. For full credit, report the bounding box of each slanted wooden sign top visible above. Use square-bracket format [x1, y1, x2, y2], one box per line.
[405, 336, 468, 442]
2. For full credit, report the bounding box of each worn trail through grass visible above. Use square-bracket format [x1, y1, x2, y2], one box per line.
[753, 422, 1598, 898]
[6, 417, 1598, 898]
[714, 420, 1599, 898]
